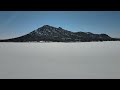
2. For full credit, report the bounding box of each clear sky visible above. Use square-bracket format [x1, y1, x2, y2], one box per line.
[0, 11, 120, 39]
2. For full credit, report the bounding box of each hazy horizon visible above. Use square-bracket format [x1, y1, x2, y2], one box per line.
[0, 11, 120, 39]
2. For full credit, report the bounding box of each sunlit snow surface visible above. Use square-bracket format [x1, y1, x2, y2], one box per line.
[0, 41, 120, 79]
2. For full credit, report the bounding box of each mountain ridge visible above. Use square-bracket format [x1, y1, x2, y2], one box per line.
[0, 25, 120, 42]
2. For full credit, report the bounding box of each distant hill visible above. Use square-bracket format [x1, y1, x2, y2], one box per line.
[0, 25, 120, 42]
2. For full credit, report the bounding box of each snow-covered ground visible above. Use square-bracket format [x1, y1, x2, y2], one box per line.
[0, 41, 120, 79]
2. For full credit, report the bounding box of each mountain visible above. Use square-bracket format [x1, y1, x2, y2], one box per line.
[0, 25, 120, 42]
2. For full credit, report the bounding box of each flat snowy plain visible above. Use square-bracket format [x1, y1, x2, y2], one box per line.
[0, 41, 120, 79]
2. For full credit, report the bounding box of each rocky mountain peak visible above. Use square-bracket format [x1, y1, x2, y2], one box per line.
[0, 25, 119, 42]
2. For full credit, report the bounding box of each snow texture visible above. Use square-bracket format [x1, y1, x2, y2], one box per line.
[0, 41, 120, 79]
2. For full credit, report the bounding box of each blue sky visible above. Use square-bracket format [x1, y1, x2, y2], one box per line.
[0, 11, 120, 39]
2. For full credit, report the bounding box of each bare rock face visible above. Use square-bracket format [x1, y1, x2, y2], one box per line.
[0, 25, 119, 42]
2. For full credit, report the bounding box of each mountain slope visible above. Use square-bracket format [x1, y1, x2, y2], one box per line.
[0, 25, 120, 42]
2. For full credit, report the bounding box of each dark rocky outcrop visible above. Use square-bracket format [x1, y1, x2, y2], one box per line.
[0, 25, 120, 42]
